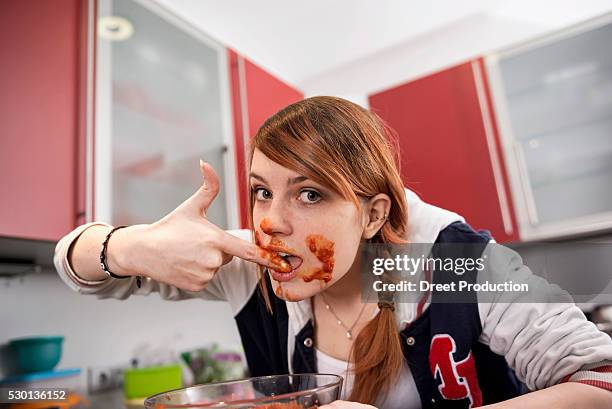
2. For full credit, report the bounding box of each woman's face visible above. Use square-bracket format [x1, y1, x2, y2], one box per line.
[250, 149, 367, 301]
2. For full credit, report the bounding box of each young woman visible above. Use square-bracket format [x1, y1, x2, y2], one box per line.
[55, 97, 612, 409]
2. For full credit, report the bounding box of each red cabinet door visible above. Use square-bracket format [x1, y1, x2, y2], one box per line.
[369, 59, 518, 242]
[229, 50, 303, 228]
[0, 0, 85, 241]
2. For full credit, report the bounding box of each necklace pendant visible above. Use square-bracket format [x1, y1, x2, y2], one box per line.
[346, 331, 352, 340]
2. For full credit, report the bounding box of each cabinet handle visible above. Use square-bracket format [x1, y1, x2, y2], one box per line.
[513, 143, 539, 226]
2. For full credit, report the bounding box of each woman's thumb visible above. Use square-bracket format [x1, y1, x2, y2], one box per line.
[178, 160, 220, 217]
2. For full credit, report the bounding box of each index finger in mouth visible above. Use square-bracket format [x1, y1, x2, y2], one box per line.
[218, 232, 291, 272]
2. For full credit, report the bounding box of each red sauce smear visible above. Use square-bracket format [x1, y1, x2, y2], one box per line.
[254, 231, 291, 273]
[255, 230, 263, 246]
[302, 234, 334, 283]
[256, 224, 297, 274]
[269, 236, 288, 249]
[259, 249, 292, 273]
[275, 284, 299, 301]
[260, 217, 274, 234]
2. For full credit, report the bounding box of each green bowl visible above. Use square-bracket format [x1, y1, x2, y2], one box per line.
[9, 336, 64, 373]
[124, 364, 182, 399]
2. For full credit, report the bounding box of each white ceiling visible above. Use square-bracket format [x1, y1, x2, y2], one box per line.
[154, 0, 612, 88]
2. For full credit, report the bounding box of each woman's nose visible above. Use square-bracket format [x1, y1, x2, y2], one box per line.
[259, 214, 292, 236]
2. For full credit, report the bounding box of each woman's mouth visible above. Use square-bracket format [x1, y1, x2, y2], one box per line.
[270, 252, 303, 282]
[277, 252, 303, 271]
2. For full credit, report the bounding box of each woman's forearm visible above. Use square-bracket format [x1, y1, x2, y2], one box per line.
[484, 382, 612, 409]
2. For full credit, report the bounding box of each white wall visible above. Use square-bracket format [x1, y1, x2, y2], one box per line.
[300, 12, 599, 104]
[154, 0, 612, 105]
[0, 269, 241, 383]
[154, 0, 612, 92]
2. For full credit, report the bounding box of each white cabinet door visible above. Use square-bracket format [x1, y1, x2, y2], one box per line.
[92, 0, 237, 228]
[487, 15, 612, 240]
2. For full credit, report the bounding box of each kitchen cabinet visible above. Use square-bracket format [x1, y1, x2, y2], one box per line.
[0, 0, 303, 241]
[228, 51, 303, 228]
[0, 0, 87, 241]
[369, 59, 519, 243]
[93, 0, 238, 229]
[93, 0, 303, 231]
[486, 15, 612, 240]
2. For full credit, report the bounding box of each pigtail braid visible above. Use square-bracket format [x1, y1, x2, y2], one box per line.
[348, 245, 403, 404]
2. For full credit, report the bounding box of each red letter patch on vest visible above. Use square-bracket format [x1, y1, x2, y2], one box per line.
[429, 334, 483, 408]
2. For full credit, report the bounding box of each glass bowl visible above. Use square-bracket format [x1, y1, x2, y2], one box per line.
[144, 374, 343, 409]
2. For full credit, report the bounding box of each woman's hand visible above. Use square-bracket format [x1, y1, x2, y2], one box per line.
[107, 161, 290, 291]
[318, 400, 377, 409]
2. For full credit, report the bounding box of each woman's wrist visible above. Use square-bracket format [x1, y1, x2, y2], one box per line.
[105, 224, 148, 278]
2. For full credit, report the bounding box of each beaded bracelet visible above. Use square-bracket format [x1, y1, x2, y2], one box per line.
[100, 225, 130, 279]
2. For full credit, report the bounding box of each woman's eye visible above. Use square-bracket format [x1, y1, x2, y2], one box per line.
[299, 189, 321, 204]
[254, 188, 272, 201]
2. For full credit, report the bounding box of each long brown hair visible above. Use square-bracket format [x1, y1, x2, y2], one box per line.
[248, 96, 408, 404]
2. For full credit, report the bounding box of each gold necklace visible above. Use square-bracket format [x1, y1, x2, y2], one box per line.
[320, 292, 368, 340]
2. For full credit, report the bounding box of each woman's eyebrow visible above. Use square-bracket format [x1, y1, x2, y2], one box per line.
[249, 173, 310, 186]
[288, 176, 308, 186]
[249, 173, 268, 184]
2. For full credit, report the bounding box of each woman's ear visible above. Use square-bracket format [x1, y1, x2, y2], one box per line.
[362, 194, 391, 239]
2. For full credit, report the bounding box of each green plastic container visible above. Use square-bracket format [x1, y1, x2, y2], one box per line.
[9, 336, 64, 374]
[124, 364, 182, 399]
